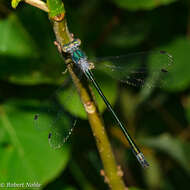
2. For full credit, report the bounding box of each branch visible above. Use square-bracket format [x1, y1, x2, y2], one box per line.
[48, 1, 127, 189]
[11, 0, 49, 12]
[49, 5, 126, 188]
[13, 0, 127, 189]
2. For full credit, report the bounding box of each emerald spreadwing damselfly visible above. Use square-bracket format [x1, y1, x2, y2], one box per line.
[34, 38, 173, 168]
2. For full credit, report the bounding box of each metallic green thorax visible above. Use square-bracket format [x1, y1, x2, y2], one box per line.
[71, 49, 86, 64]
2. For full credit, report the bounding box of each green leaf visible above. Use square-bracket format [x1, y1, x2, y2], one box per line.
[141, 134, 190, 174]
[0, 14, 38, 58]
[0, 12, 67, 85]
[11, 0, 23, 9]
[0, 53, 66, 85]
[58, 86, 87, 119]
[139, 50, 173, 101]
[157, 37, 190, 91]
[112, 0, 176, 11]
[0, 100, 70, 185]
[143, 154, 163, 189]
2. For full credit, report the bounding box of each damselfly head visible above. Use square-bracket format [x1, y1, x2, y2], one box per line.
[62, 38, 81, 53]
[73, 38, 81, 47]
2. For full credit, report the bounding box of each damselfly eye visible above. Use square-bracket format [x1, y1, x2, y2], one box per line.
[73, 38, 81, 47]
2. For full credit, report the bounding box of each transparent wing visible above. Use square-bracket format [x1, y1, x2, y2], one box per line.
[33, 77, 79, 149]
[91, 50, 173, 89]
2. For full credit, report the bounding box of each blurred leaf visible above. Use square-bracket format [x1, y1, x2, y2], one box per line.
[11, 0, 23, 9]
[0, 100, 70, 185]
[141, 134, 190, 174]
[144, 154, 163, 189]
[59, 71, 117, 119]
[107, 25, 148, 48]
[0, 11, 67, 85]
[58, 86, 86, 119]
[8, 69, 63, 85]
[139, 50, 173, 101]
[0, 14, 38, 58]
[156, 37, 190, 91]
[0, 55, 67, 85]
[112, 0, 176, 10]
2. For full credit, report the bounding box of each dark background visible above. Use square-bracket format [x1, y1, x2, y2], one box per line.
[0, 0, 190, 190]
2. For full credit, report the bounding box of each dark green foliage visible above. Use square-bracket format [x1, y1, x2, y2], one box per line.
[0, 0, 190, 189]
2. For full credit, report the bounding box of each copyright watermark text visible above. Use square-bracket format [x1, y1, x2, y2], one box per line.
[0, 182, 41, 188]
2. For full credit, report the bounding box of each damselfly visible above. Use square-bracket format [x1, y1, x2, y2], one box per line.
[62, 39, 173, 168]
[34, 38, 173, 168]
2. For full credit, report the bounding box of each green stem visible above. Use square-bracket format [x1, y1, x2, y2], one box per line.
[11, 0, 49, 12]
[47, 1, 126, 189]
[19, 0, 127, 189]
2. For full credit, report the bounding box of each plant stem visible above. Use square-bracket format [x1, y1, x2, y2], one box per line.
[48, 1, 126, 189]
[11, 0, 48, 12]
[53, 21, 126, 189]
[54, 20, 125, 190]
[25, 0, 48, 12]
[20, 0, 127, 189]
